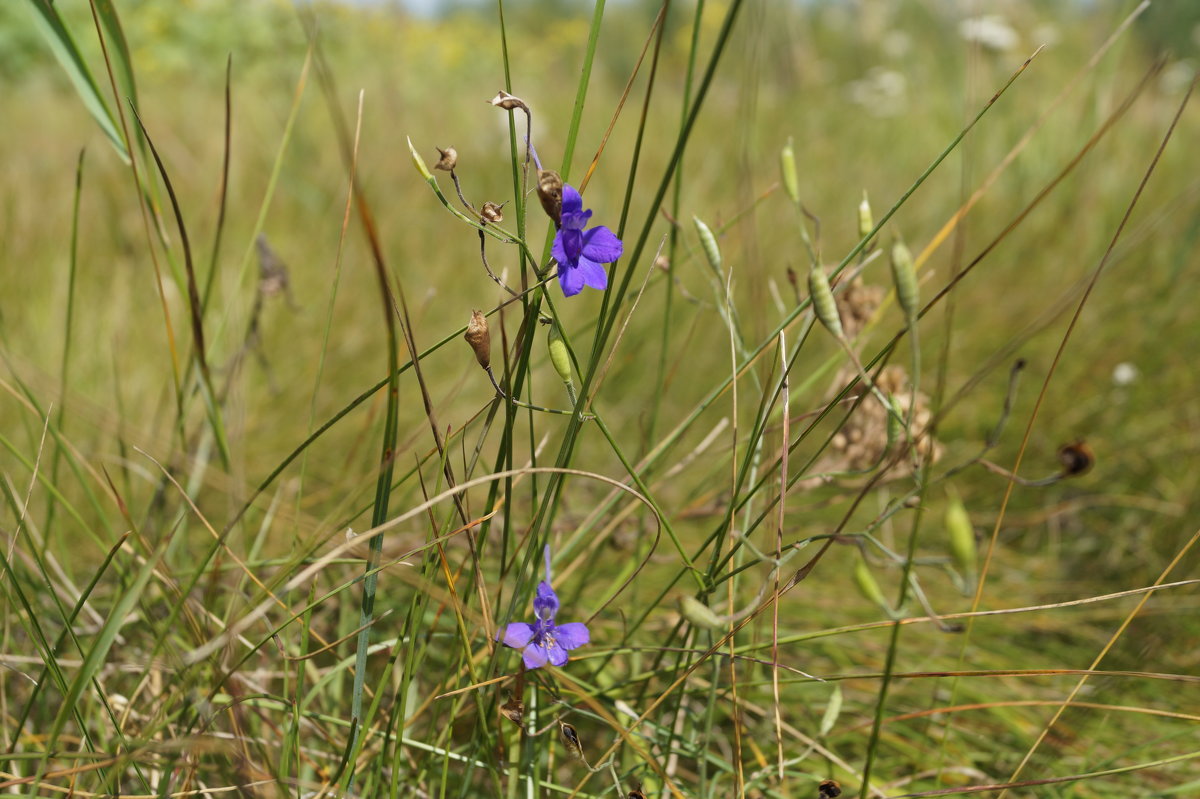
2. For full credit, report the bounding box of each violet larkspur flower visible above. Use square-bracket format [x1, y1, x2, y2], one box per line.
[551, 184, 623, 298]
[497, 546, 590, 669]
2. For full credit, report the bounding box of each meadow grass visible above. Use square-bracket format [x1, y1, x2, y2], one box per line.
[1, 0, 1199, 797]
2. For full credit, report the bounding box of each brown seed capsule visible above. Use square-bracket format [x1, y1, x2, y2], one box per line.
[464, 310, 491, 370]
[1058, 440, 1094, 476]
[558, 720, 584, 761]
[489, 90, 530, 113]
[499, 694, 524, 727]
[818, 779, 842, 798]
[480, 201, 505, 224]
[434, 146, 457, 172]
[537, 169, 563, 227]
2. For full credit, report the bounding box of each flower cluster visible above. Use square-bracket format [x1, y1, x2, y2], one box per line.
[552, 184, 623, 298]
[498, 546, 589, 669]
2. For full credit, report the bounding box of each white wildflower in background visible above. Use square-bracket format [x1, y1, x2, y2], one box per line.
[960, 15, 1020, 52]
[1160, 60, 1196, 95]
[1112, 362, 1139, 387]
[846, 67, 908, 117]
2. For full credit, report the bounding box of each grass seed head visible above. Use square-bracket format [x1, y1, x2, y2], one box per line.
[693, 216, 722, 273]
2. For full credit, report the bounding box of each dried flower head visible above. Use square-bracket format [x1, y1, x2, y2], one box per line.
[464, 310, 491, 370]
[496, 545, 589, 669]
[489, 90, 530, 113]
[480, 201, 505, 224]
[434, 146, 458, 172]
[536, 169, 563, 227]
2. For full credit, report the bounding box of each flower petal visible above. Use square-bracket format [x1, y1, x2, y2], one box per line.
[561, 184, 583, 216]
[558, 263, 585, 297]
[581, 225, 623, 264]
[522, 643, 552, 669]
[553, 622, 590, 651]
[499, 622, 535, 649]
[574, 257, 608, 291]
[546, 643, 569, 667]
[532, 581, 559, 621]
[551, 231, 570, 267]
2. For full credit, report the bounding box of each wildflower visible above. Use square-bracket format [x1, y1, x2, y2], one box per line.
[551, 184, 623, 297]
[497, 546, 589, 669]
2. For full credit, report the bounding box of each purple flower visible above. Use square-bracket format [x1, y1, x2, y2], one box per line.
[551, 184, 623, 298]
[497, 546, 590, 669]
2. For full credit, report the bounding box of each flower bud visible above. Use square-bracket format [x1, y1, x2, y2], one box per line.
[464, 310, 491, 370]
[536, 169, 563, 227]
[406, 136, 434, 182]
[547, 323, 572, 384]
[944, 496, 977, 590]
[890, 238, 919, 320]
[489, 89, 530, 113]
[853, 555, 892, 615]
[480, 201, 505, 224]
[808, 266, 844, 338]
[858, 190, 874, 240]
[693, 216, 722, 273]
[780, 138, 800, 205]
[434, 146, 457, 172]
[679, 596, 723, 630]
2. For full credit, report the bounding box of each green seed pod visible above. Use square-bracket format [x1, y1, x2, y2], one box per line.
[858, 190, 874, 241]
[890, 239, 919, 320]
[945, 496, 977, 587]
[853, 555, 891, 615]
[693, 216, 722, 274]
[885, 395, 904, 445]
[808, 266, 843, 338]
[547, 323, 572, 385]
[679, 596, 724, 631]
[780, 138, 800, 205]
[406, 136, 434, 182]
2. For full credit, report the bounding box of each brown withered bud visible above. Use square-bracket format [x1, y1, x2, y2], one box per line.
[434, 146, 457, 172]
[817, 779, 842, 799]
[481, 201, 505, 224]
[464, 310, 491, 370]
[1058, 440, 1094, 477]
[537, 169, 563, 227]
[558, 720, 584, 761]
[489, 90, 530, 113]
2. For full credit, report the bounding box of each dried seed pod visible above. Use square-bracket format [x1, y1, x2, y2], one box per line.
[499, 694, 524, 727]
[944, 496, 977, 586]
[464, 310, 491, 370]
[558, 720, 584, 761]
[480, 201, 505, 224]
[808, 266, 844, 338]
[890, 238, 919, 320]
[693, 216, 722, 273]
[537, 169, 563, 227]
[434, 146, 457, 171]
[818, 779, 842, 799]
[1058, 440, 1094, 477]
[679, 596, 723, 631]
[489, 89, 530, 113]
[780, 138, 800, 205]
[858, 191, 874, 241]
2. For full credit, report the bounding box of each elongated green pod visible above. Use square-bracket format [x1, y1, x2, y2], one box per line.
[406, 136, 434, 182]
[781, 138, 800, 205]
[693, 216, 722, 274]
[853, 555, 891, 614]
[945, 496, 977, 588]
[886, 395, 904, 445]
[808, 266, 843, 338]
[891, 239, 919, 320]
[680, 596, 724, 631]
[819, 685, 844, 737]
[858, 190, 874, 241]
[547, 323, 572, 385]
